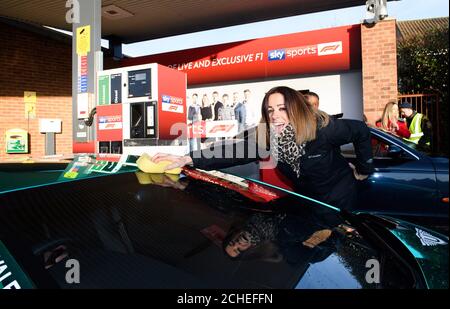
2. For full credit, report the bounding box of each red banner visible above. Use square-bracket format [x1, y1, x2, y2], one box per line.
[157, 64, 187, 140]
[120, 24, 361, 85]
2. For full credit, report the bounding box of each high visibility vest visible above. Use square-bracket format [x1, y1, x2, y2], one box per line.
[403, 113, 424, 144]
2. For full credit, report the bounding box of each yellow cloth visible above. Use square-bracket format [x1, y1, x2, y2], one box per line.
[135, 172, 180, 185]
[136, 153, 182, 175]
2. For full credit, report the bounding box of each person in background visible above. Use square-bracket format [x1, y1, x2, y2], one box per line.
[399, 101, 432, 150]
[187, 93, 201, 124]
[375, 101, 411, 139]
[303, 91, 343, 119]
[304, 91, 320, 110]
[243, 89, 259, 128]
[231, 91, 240, 108]
[187, 94, 201, 151]
[212, 91, 224, 121]
[222, 93, 230, 108]
[233, 92, 246, 133]
[200, 94, 213, 121]
[152, 86, 374, 212]
[219, 93, 235, 120]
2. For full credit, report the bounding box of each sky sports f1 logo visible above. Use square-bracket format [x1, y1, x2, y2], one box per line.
[162, 95, 183, 105]
[267, 41, 343, 60]
[208, 124, 235, 134]
[162, 94, 184, 114]
[268, 49, 286, 61]
[99, 116, 121, 123]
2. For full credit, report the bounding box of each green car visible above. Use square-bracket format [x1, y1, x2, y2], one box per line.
[0, 156, 448, 289]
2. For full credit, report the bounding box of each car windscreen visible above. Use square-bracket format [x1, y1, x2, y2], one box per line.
[369, 127, 444, 158]
[0, 155, 137, 194]
[0, 164, 419, 288]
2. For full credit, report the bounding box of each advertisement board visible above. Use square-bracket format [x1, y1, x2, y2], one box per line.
[120, 24, 361, 85]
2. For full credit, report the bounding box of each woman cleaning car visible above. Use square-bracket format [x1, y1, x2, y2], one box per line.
[150, 86, 374, 212]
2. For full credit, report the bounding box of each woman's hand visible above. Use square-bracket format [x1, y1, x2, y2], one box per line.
[348, 163, 369, 181]
[388, 122, 399, 134]
[44, 245, 68, 269]
[303, 229, 332, 248]
[152, 153, 193, 171]
[153, 174, 188, 190]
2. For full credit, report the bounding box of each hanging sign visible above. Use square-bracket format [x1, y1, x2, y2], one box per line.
[76, 25, 91, 56]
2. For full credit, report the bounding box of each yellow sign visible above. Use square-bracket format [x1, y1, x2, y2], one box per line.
[76, 25, 91, 55]
[24, 91, 36, 103]
[24, 91, 36, 118]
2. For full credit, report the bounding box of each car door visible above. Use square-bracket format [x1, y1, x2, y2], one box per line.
[342, 129, 440, 220]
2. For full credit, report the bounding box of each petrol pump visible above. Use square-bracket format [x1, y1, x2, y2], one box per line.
[95, 63, 188, 158]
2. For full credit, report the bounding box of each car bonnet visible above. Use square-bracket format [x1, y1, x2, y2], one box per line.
[379, 215, 449, 289]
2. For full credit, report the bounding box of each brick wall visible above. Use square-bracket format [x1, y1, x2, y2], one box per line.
[0, 22, 72, 161]
[361, 19, 398, 124]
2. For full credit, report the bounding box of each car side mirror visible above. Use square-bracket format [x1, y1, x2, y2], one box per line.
[387, 145, 402, 158]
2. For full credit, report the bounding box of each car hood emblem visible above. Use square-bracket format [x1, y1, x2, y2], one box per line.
[415, 228, 447, 246]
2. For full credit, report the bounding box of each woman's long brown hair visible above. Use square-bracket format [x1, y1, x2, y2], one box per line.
[259, 86, 329, 145]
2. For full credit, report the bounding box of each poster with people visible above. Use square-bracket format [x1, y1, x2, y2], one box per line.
[186, 88, 261, 140]
[185, 72, 363, 150]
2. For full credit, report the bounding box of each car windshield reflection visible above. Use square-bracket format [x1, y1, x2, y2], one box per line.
[0, 154, 139, 194]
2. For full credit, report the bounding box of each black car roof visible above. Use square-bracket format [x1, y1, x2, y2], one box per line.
[0, 162, 388, 289]
[0, 156, 426, 288]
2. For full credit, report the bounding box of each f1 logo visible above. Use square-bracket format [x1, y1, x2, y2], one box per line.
[318, 41, 343, 56]
[320, 45, 339, 53]
[208, 125, 235, 134]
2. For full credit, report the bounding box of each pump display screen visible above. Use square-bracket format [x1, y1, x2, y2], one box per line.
[135, 73, 146, 81]
[128, 69, 151, 98]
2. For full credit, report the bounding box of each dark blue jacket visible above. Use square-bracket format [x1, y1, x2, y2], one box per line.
[190, 118, 374, 210]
